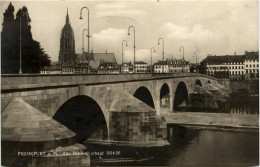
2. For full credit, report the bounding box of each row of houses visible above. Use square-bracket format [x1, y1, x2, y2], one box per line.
[41, 50, 258, 81]
[41, 51, 190, 74]
[201, 51, 259, 80]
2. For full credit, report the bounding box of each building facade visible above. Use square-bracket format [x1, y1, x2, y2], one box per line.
[58, 9, 76, 66]
[244, 51, 259, 80]
[201, 51, 259, 80]
[134, 61, 148, 73]
[167, 59, 190, 73]
[154, 61, 168, 73]
[97, 61, 121, 74]
[153, 59, 190, 73]
[121, 62, 133, 73]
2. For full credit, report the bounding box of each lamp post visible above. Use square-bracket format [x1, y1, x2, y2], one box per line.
[82, 29, 88, 73]
[158, 38, 164, 73]
[19, 15, 22, 74]
[193, 52, 198, 64]
[122, 40, 128, 64]
[179, 46, 184, 72]
[128, 26, 135, 73]
[79, 7, 90, 73]
[122, 40, 128, 73]
[151, 47, 156, 73]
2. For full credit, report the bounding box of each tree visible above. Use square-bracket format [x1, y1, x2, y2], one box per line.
[1, 3, 18, 74]
[1, 4, 51, 74]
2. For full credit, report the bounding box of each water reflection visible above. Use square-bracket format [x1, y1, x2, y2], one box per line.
[230, 93, 259, 114]
[164, 126, 259, 166]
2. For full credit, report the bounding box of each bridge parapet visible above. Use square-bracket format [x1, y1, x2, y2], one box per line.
[1, 73, 217, 91]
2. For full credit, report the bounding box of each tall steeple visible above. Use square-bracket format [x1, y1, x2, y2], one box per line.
[66, 8, 69, 24]
[59, 8, 75, 66]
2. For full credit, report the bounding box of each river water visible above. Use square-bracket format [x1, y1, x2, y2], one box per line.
[85, 126, 259, 166]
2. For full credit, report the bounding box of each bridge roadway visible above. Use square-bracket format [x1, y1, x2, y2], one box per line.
[1, 73, 228, 147]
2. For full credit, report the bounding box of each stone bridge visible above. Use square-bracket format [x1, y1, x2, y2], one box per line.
[1, 73, 227, 146]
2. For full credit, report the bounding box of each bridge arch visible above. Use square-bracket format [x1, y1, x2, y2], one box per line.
[173, 81, 189, 111]
[133, 86, 155, 108]
[195, 79, 202, 87]
[53, 95, 108, 142]
[160, 83, 170, 108]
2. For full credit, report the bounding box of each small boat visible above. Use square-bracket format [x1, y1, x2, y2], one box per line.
[92, 156, 153, 163]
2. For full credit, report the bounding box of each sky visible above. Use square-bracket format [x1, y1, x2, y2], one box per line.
[1, 0, 258, 64]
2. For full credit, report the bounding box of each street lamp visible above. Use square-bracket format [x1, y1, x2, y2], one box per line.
[151, 47, 156, 73]
[179, 46, 184, 72]
[122, 40, 128, 64]
[158, 38, 164, 73]
[19, 15, 22, 74]
[79, 7, 90, 73]
[122, 40, 128, 73]
[128, 26, 135, 73]
[82, 29, 88, 73]
[193, 52, 198, 64]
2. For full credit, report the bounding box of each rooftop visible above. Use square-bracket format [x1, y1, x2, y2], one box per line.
[202, 55, 245, 63]
[245, 51, 259, 60]
[135, 61, 148, 64]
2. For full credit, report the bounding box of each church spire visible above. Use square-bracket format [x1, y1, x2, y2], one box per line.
[66, 8, 69, 24]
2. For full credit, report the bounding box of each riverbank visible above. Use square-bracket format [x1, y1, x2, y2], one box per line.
[164, 112, 259, 132]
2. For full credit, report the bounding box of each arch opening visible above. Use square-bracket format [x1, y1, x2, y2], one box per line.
[174, 82, 189, 111]
[133, 86, 155, 108]
[208, 80, 211, 84]
[196, 79, 202, 87]
[53, 95, 108, 142]
[160, 83, 170, 108]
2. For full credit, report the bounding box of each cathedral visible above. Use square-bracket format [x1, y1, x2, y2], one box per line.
[58, 9, 76, 66]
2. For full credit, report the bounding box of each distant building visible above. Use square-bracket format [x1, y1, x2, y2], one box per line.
[153, 61, 168, 73]
[244, 51, 259, 80]
[76, 52, 117, 73]
[58, 9, 76, 66]
[121, 62, 133, 73]
[134, 61, 148, 73]
[201, 55, 245, 80]
[167, 59, 190, 73]
[201, 51, 259, 80]
[153, 59, 190, 73]
[97, 61, 120, 74]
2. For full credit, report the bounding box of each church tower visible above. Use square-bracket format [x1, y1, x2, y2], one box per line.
[58, 9, 76, 66]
